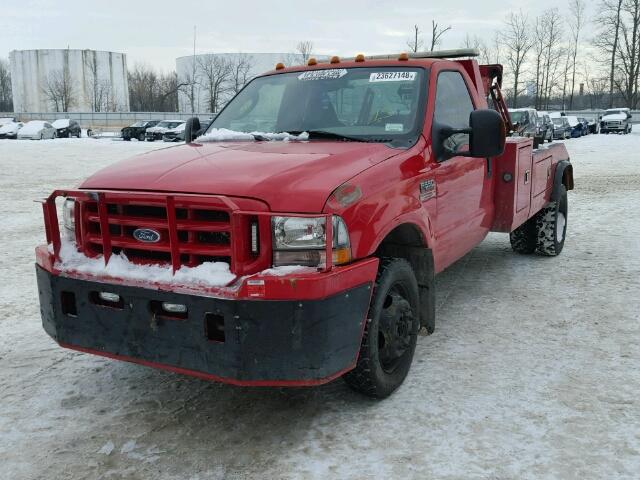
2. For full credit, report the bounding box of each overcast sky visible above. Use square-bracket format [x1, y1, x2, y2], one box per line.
[3, 0, 583, 72]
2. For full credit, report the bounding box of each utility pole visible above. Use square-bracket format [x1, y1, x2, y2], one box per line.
[191, 25, 196, 114]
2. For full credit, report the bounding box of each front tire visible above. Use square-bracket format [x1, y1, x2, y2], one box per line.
[343, 258, 420, 398]
[535, 185, 568, 256]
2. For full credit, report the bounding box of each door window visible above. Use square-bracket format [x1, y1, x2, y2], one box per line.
[434, 71, 475, 154]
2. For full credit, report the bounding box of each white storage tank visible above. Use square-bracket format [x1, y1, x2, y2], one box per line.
[10, 49, 130, 112]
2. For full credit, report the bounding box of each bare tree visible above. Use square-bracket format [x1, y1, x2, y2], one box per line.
[84, 51, 113, 112]
[42, 68, 75, 112]
[568, 0, 587, 109]
[197, 55, 232, 113]
[461, 34, 491, 63]
[296, 41, 314, 63]
[429, 20, 452, 50]
[594, 0, 625, 107]
[229, 53, 253, 95]
[0, 58, 12, 112]
[502, 11, 533, 107]
[128, 64, 181, 112]
[614, 0, 640, 107]
[407, 25, 424, 52]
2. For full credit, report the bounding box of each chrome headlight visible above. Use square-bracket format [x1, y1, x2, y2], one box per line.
[62, 198, 76, 241]
[272, 215, 351, 267]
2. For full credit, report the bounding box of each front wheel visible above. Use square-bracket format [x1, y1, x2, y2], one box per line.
[343, 258, 420, 398]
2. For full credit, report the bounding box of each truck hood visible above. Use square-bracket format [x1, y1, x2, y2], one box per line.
[81, 141, 399, 212]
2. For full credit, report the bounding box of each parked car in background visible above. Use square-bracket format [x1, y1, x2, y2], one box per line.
[17, 121, 56, 140]
[0, 117, 17, 127]
[121, 120, 160, 141]
[508, 108, 545, 145]
[162, 123, 187, 142]
[551, 116, 571, 139]
[566, 116, 584, 138]
[587, 117, 598, 134]
[52, 119, 82, 138]
[577, 117, 590, 135]
[600, 108, 632, 134]
[537, 113, 554, 143]
[0, 121, 24, 139]
[145, 120, 185, 141]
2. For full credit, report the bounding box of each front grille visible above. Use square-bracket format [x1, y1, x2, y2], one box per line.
[79, 195, 236, 270]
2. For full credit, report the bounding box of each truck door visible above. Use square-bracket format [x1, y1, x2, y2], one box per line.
[430, 70, 493, 270]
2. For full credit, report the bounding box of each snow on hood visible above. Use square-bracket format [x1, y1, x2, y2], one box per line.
[602, 113, 626, 121]
[0, 122, 22, 134]
[166, 123, 186, 133]
[566, 116, 580, 127]
[52, 119, 71, 128]
[147, 122, 184, 133]
[0, 117, 15, 126]
[19, 121, 47, 135]
[197, 128, 309, 143]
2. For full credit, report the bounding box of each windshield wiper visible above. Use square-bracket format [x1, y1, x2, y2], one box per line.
[286, 130, 369, 142]
[251, 133, 270, 141]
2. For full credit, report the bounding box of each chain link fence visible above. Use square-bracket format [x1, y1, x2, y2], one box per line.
[0, 112, 215, 130]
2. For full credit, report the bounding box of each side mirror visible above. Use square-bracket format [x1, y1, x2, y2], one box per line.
[184, 117, 201, 144]
[433, 109, 505, 161]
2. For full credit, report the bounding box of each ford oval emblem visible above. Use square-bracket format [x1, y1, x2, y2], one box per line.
[133, 228, 161, 243]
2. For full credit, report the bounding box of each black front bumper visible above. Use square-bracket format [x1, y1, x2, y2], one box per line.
[36, 266, 371, 384]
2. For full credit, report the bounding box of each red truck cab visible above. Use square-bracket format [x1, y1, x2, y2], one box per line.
[36, 50, 573, 397]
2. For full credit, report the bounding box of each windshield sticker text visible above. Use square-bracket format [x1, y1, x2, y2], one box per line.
[369, 71, 417, 82]
[385, 123, 404, 132]
[298, 69, 348, 81]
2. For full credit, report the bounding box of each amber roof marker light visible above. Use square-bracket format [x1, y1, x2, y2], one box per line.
[398, 52, 409, 61]
[307, 57, 317, 66]
[275, 62, 285, 70]
[354, 54, 365, 62]
[330, 56, 340, 64]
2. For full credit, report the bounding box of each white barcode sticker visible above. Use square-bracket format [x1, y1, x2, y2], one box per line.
[298, 69, 348, 81]
[369, 71, 417, 82]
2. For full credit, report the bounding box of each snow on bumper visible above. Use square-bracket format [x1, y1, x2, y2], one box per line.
[35, 250, 378, 385]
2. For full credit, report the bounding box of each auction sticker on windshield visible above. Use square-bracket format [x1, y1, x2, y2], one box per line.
[369, 71, 417, 82]
[298, 69, 348, 81]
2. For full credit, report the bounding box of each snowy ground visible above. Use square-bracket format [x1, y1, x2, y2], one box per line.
[1, 134, 639, 480]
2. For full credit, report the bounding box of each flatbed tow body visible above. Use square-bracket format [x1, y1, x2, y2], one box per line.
[36, 51, 572, 392]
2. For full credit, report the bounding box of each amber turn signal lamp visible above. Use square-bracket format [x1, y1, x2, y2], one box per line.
[330, 55, 340, 64]
[398, 52, 409, 61]
[355, 54, 365, 62]
[275, 62, 285, 70]
[307, 57, 317, 66]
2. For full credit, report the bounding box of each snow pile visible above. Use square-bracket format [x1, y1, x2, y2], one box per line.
[19, 121, 47, 135]
[146, 121, 185, 134]
[197, 128, 309, 143]
[55, 239, 236, 287]
[52, 119, 71, 128]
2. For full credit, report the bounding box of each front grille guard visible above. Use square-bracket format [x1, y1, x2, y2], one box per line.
[39, 189, 334, 276]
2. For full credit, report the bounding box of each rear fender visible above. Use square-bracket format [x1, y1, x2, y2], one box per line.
[552, 160, 574, 201]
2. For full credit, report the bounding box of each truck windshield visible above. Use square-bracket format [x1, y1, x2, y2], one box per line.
[510, 111, 529, 124]
[208, 67, 427, 143]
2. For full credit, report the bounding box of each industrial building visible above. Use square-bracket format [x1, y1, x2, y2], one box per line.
[175, 52, 312, 113]
[10, 49, 130, 113]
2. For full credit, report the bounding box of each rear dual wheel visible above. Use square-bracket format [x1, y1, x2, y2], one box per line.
[343, 258, 420, 398]
[510, 185, 568, 256]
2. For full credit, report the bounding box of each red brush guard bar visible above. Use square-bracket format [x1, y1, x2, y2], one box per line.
[40, 189, 334, 277]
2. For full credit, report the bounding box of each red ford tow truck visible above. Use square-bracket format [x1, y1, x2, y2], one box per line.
[36, 50, 574, 398]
